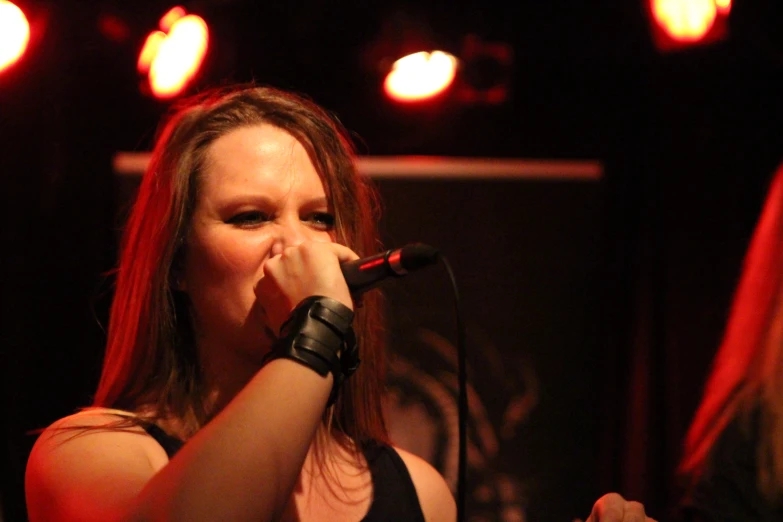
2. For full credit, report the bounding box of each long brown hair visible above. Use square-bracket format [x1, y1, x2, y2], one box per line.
[679, 162, 783, 500]
[93, 84, 389, 448]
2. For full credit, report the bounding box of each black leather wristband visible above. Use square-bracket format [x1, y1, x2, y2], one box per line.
[263, 296, 358, 406]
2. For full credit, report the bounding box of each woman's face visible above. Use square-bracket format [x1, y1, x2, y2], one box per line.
[181, 123, 334, 366]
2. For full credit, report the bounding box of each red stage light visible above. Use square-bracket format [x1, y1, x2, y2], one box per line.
[149, 15, 208, 99]
[383, 51, 458, 103]
[714, 0, 731, 15]
[648, 0, 730, 51]
[0, 1, 30, 73]
[159, 6, 186, 32]
[652, 0, 716, 42]
[137, 30, 166, 74]
[137, 7, 209, 100]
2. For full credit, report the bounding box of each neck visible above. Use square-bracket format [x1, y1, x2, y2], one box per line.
[197, 334, 269, 419]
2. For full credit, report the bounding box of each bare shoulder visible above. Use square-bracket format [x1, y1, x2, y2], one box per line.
[25, 408, 169, 522]
[394, 446, 457, 522]
[28, 407, 167, 463]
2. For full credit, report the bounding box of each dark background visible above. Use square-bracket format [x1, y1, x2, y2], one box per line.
[1, 0, 782, 521]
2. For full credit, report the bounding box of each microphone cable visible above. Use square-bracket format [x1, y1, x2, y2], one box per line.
[343, 243, 467, 520]
[437, 253, 468, 522]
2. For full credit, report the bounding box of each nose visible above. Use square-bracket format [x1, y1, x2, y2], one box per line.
[270, 219, 308, 256]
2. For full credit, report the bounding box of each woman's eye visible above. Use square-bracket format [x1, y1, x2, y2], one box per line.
[307, 212, 335, 230]
[226, 211, 269, 226]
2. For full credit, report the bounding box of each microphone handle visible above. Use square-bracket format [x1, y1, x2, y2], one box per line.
[341, 243, 439, 295]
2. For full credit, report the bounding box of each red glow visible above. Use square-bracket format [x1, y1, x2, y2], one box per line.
[714, 0, 731, 14]
[360, 258, 386, 270]
[651, 0, 716, 42]
[388, 250, 401, 266]
[159, 6, 186, 32]
[137, 30, 166, 74]
[0, 1, 30, 73]
[384, 51, 457, 103]
[98, 13, 130, 43]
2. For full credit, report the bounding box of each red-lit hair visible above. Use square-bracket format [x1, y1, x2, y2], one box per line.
[679, 162, 783, 499]
[92, 84, 389, 448]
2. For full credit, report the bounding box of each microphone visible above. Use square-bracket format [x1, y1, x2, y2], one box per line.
[341, 243, 440, 295]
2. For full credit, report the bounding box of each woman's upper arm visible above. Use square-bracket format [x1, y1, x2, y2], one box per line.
[395, 446, 457, 522]
[25, 414, 164, 522]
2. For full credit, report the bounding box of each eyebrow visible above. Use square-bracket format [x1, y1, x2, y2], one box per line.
[303, 196, 329, 207]
[212, 194, 330, 210]
[299, 196, 331, 211]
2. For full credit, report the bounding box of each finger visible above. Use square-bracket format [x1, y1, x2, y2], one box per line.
[599, 504, 624, 522]
[261, 242, 356, 307]
[275, 241, 358, 273]
[322, 242, 360, 264]
[623, 501, 647, 522]
[589, 493, 624, 522]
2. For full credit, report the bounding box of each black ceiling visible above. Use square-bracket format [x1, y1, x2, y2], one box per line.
[2, 0, 782, 159]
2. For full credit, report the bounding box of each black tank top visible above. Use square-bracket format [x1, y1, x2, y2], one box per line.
[142, 424, 426, 522]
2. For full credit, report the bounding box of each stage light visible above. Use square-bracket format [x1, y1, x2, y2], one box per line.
[648, 0, 729, 51]
[652, 0, 716, 42]
[377, 36, 513, 107]
[138, 6, 209, 100]
[714, 0, 731, 15]
[138, 31, 166, 75]
[364, 8, 513, 108]
[383, 50, 458, 103]
[0, 1, 30, 74]
[159, 6, 186, 32]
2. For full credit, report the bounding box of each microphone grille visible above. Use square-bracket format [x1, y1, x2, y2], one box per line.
[399, 243, 440, 271]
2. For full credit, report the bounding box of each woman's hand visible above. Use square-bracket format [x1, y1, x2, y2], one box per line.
[256, 241, 358, 334]
[579, 493, 657, 522]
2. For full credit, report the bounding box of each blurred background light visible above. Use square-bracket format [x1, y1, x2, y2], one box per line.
[159, 5, 186, 32]
[715, 0, 732, 14]
[0, 1, 30, 73]
[138, 6, 209, 100]
[648, 0, 730, 50]
[383, 50, 458, 103]
[138, 30, 166, 74]
[652, 0, 717, 42]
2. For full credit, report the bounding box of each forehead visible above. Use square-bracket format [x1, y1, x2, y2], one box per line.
[200, 124, 326, 198]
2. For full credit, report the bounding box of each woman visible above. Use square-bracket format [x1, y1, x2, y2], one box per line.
[25, 83, 651, 521]
[677, 162, 783, 521]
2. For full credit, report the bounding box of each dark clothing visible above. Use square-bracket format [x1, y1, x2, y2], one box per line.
[141, 424, 426, 522]
[362, 442, 427, 522]
[678, 412, 783, 522]
[143, 422, 184, 458]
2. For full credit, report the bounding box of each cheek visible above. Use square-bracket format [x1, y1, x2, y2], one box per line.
[313, 229, 336, 244]
[182, 236, 272, 338]
[184, 235, 271, 291]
